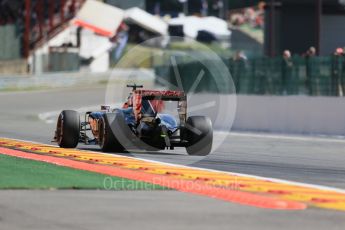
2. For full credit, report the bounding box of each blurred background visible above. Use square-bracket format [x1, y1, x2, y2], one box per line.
[1, 0, 345, 96]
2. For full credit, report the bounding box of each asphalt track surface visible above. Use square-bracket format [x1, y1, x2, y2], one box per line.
[1, 86, 345, 230]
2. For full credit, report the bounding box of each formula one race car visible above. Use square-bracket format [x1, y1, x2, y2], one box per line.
[53, 84, 213, 155]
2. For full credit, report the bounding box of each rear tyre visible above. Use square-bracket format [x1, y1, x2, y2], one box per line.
[56, 110, 80, 148]
[99, 113, 125, 152]
[185, 116, 213, 156]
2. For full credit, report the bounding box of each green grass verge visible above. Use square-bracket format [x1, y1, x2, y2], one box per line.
[0, 154, 167, 190]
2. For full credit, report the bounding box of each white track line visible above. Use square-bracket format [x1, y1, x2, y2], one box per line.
[227, 131, 345, 143]
[3, 137, 345, 194]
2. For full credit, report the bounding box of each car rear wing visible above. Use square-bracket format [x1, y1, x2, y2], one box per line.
[133, 90, 187, 125]
[134, 90, 186, 101]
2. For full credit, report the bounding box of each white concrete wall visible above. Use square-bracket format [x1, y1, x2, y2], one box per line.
[165, 94, 345, 136]
[233, 95, 345, 136]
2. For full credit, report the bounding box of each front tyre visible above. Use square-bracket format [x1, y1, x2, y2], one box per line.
[56, 110, 80, 148]
[185, 116, 213, 156]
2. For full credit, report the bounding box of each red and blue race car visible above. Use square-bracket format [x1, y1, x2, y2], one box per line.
[54, 85, 213, 155]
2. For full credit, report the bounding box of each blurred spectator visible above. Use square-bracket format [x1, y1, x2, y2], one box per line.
[281, 50, 294, 95]
[154, 2, 160, 16]
[244, 8, 256, 26]
[306, 46, 316, 57]
[230, 50, 247, 93]
[230, 6, 264, 28]
[67, 1, 76, 18]
[235, 50, 248, 62]
[210, 0, 224, 18]
[201, 0, 208, 17]
[255, 13, 264, 29]
[231, 13, 245, 26]
[305, 46, 318, 95]
[331, 48, 343, 96]
[341, 49, 345, 96]
[256, 2, 265, 28]
[111, 22, 129, 63]
[282, 50, 291, 59]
